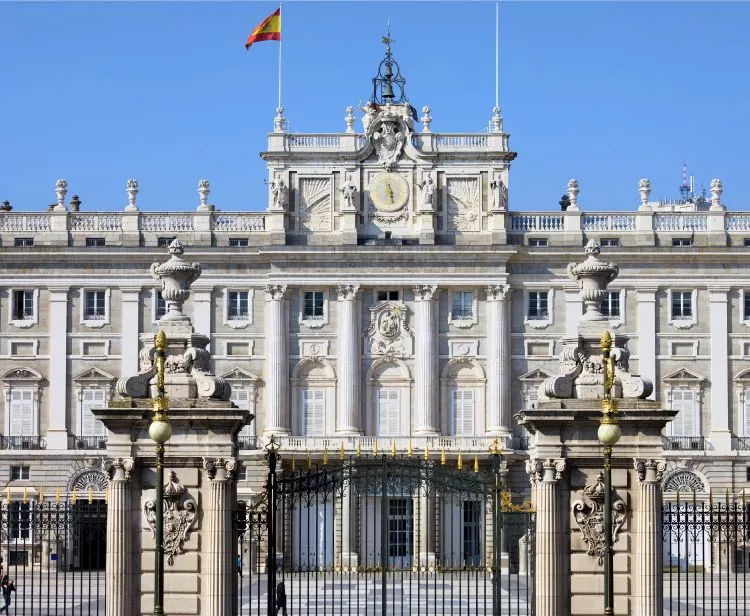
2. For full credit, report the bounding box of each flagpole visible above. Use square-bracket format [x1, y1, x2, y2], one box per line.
[495, 1, 499, 109]
[278, 1, 282, 110]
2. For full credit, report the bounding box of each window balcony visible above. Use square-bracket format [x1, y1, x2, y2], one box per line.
[1, 435, 46, 450]
[732, 436, 750, 451]
[238, 436, 259, 450]
[269, 435, 510, 455]
[75, 435, 107, 450]
[513, 435, 532, 451]
[662, 436, 705, 451]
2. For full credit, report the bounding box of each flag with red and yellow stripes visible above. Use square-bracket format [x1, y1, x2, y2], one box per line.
[245, 8, 281, 49]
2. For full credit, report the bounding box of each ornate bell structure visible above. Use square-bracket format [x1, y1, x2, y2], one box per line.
[371, 27, 408, 105]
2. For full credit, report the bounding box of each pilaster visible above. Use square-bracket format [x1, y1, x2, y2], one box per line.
[487, 285, 511, 434]
[265, 284, 290, 434]
[106, 457, 135, 616]
[192, 288, 213, 350]
[634, 459, 666, 616]
[336, 284, 361, 434]
[637, 289, 658, 400]
[413, 285, 439, 435]
[120, 288, 141, 378]
[47, 287, 69, 449]
[339, 465, 358, 568]
[709, 289, 731, 451]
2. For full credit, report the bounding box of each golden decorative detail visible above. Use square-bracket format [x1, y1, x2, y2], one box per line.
[600, 330, 612, 352]
[55, 487, 61, 503]
[5, 487, 10, 503]
[391, 439, 396, 458]
[88, 486, 93, 504]
[356, 439, 362, 457]
[424, 442, 429, 460]
[440, 447, 446, 466]
[322, 446, 328, 466]
[40, 489, 45, 504]
[72, 488, 78, 505]
[373, 439, 379, 456]
[473, 454, 479, 473]
[457, 451, 463, 470]
[601, 399, 618, 415]
[23, 487, 28, 504]
[489, 438, 502, 456]
[501, 491, 535, 513]
[339, 441, 345, 460]
[407, 439, 413, 457]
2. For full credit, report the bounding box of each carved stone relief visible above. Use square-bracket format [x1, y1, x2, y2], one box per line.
[446, 178, 481, 232]
[573, 472, 626, 565]
[366, 302, 413, 357]
[298, 177, 332, 232]
[144, 471, 198, 566]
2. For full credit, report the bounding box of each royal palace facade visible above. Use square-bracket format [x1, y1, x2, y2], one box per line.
[2, 47, 749, 571]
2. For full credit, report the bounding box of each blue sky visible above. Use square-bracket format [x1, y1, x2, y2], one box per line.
[1, 1, 748, 213]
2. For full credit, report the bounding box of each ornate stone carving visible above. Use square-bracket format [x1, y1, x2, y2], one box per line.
[150, 239, 202, 323]
[526, 458, 566, 483]
[446, 178, 480, 232]
[336, 284, 360, 301]
[366, 103, 409, 169]
[268, 173, 288, 211]
[567, 178, 580, 210]
[203, 457, 237, 481]
[573, 472, 626, 565]
[491, 105, 503, 133]
[197, 179, 210, 211]
[265, 284, 288, 300]
[339, 174, 357, 211]
[710, 178, 723, 209]
[638, 178, 651, 207]
[144, 471, 198, 566]
[487, 284, 511, 302]
[299, 177, 332, 232]
[344, 106, 355, 133]
[634, 459, 666, 483]
[414, 285, 438, 301]
[125, 179, 139, 211]
[55, 178, 68, 211]
[70, 469, 109, 492]
[663, 470, 706, 493]
[418, 172, 436, 211]
[367, 302, 412, 357]
[567, 240, 619, 322]
[420, 105, 432, 132]
[273, 106, 285, 133]
[490, 174, 508, 211]
[109, 457, 134, 481]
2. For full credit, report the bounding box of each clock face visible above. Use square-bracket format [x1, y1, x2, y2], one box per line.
[368, 172, 409, 212]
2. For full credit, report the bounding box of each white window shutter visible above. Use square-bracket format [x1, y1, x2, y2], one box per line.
[232, 389, 255, 436]
[377, 390, 400, 436]
[451, 390, 475, 436]
[745, 389, 750, 436]
[671, 389, 695, 436]
[81, 389, 106, 436]
[302, 389, 325, 436]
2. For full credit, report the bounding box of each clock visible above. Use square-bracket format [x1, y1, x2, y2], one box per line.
[368, 172, 409, 212]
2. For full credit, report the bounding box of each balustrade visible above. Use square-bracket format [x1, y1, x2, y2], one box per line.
[0, 214, 51, 232]
[510, 214, 564, 232]
[140, 214, 194, 232]
[212, 213, 265, 232]
[582, 214, 636, 231]
[654, 214, 708, 231]
[70, 214, 122, 232]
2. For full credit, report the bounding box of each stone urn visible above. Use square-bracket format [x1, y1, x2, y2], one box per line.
[567, 240, 619, 321]
[150, 239, 202, 322]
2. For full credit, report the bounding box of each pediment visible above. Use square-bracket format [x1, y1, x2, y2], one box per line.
[735, 368, 750, 382]
[518, 368, 552, 382]
[663, 368, 705, 383]
[2, 367, 43, 382]
[73, 367, 115, 383]
[220, 367, 260, 382]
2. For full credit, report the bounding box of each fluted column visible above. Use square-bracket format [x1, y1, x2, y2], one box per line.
[528, 458, 566, 616]
[635, 459, 666, 616]
[203, 457, 236, 616]
[340, 464, 358, 567]
[337, 284, 361, 434]
[487, 285, 511, 434]
[106, 457, 135, 616]
[264, 285, 289, 434]
[413, 285, 439, 435]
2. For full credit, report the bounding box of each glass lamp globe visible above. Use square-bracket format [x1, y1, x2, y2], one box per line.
[149, 418, 172, 444]
[598, 421, 622, 447]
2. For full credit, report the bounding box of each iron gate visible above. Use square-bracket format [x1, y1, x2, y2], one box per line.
[237, 441, 535, 615]
[662, 493, 750, 615]
[0, 496, 106, 615]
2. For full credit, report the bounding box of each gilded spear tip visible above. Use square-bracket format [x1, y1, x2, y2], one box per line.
[155, 330, 167, 351]
[600, 330, 612, 351]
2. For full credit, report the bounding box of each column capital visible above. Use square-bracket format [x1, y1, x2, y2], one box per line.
[106, 456, 135, 482]
[634, 458, 666, 483]
[486, 284, 511, 301]
[203, 456, 237, 481]
[264, 283, 288, 300]
[336, 283, 360, 301]
[414, 284, 438, 301]
[526, 457, 566, 484]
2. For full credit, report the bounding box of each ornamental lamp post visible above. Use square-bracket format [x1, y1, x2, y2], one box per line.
[598, 331, 621, 616]
[149, 330, 172, 616]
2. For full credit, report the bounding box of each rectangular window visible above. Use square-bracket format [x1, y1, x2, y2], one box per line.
[672, 238, 692, 247]
[226, 342, 249, 356]
[157, 236, 176, 247]
[155, 291, 167, 320]
[671, 388, 696, 436]
[14, 237, 33, 247]
[744, 389, 750, 438]
[601, 238, 620, 247]
[9, 389, 34, 436]
[463, 500, 482, 566]
[84, 291, 106, 320]
[745, 238, 750, 248]
[600, 290, 621, 318]
[301, 389, 325, 436]
[303, 291, 325, 319]
[377, 290, 400, 302]
[671, 291, 693, 320]
[450, 389, 475, 436]
[451, 291, 474, 320]
[529, 238, 548, 247]
[82, 342, 106, 356]
[9, 503, 30, 540]
[227, 291, 249, 320]
[81, 389, 107, 437]
[387, 498, 413, 563]
[527, 291, 549, 320]
[12, 290, 34, 320]
[376, 389, 400, 436]
[229, 238, 249, 247]
[746, 467, 750, 482]
[85, 237, 105, 247]
[231, 388, 255, 437]
[744, 292, 750, 321]
[10, 466, 29, 481]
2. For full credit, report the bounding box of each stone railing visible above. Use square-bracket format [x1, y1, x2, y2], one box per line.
[433, 134, 489, 149]
[212, 213, 265, 232]
[582, 214, 636, 232]
[70, 213, 122, 232]
[510, 214, 564, 232]
[141, 213, 195, 232]
[265, 435, 509, 454]
[287, 134, 343, 150]
[0, 214, 51, 232]
[653, 214, 708, 232]
[280, 132, 505, 154]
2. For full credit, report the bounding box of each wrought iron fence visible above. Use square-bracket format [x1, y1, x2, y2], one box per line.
[662, 436, 706, 451]
[663, 494, 750, 615]
[237, 444, 535, 615]
[0, 498, 106, 615]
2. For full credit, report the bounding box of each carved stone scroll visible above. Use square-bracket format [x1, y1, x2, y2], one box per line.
[573, 472, 626, 565]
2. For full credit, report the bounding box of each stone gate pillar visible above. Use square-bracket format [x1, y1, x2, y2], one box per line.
[635, 459, 666, 616]
[105, 457, 135, 616]
[529, 458, 566, 616]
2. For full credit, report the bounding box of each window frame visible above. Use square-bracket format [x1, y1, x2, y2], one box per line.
[668, 289, 697, 329]
[376, 388, 401, 437]
[8, 288, 39, 328]
[524, 288, 554, 328]
[81, 288, 111, 328]
[600, 289, 626, 328]
[600, 238, 621, 248]
[672, 238, 693, 247]
[449, 388, 475, 437]
[157, 236, 177, 247]
[375, 289, 401, 303]
[79, 387, 108, 438]
[85, 237, 106, 247]
[222, 288, 253, 329]
[300, 289, 329, 329]
[228, 237, 249, 247]
[449, 289, 477, 329]
[528, 237, 548, 247]
[13, 237, 34, 247]
[10, 466, 29, 481]
[300, 388, 326, 436]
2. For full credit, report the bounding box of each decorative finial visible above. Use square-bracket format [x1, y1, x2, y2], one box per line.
[638, 178, 651, 209]
[125, 179, 139, 212]
[710, 179, 724, 210]
[421, 106, 432, 132]
[344, 106, 355, 133]
[197, 179, 211, 211]
[600, 330, 612, 352]
[489, 438, 502, 456]
[273, 106, 286, 133]
[566, 178, 580, 211]
[584, 238, 601, 257]
[55, 179, 68, 212]
[168, 238, 184, 256]
[491, 105, 503, 133]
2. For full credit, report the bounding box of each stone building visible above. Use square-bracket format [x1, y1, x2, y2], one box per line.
[0, 43, 748, 569]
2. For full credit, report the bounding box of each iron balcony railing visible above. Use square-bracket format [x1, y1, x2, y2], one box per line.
[1, 435, 46, 450]
[732, 435, 750, 450]
[75, 435, 107, 450]
[238, 435, 260, 450]
[662, 436, 706, 451]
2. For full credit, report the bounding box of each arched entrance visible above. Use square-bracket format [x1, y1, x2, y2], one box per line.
[69, 469, 108, 570]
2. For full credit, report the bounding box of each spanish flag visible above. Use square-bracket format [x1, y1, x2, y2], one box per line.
[245, 8, 281, 49]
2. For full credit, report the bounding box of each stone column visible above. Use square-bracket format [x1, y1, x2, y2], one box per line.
[47, 288, 69, 449]
[120, 288, 141, 378]
[634, 459, 666, 616]
[529, 458, 566, 616]
[106, 457, 135, 616]
[637, 289, 657, 400]
[487, 285, 511, 434]
[336, 284, 361, 434]
[413, 285, 439, 435]
[340, 466, 358, 568]
[203, 457, 236, 616]
[264, 285, 289, 435]
[416, 480, 436, 568]
[192, 288, 213, 352]
[709, 289, 731, 452]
